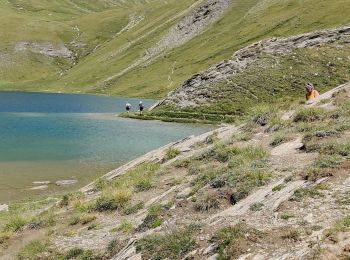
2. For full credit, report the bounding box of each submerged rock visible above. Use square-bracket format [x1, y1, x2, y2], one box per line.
[55, 180, 78, 186]
[32, 181, 51, 185]
[29, 185, 49, 190]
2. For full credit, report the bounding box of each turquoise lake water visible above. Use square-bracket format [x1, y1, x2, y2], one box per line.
[0, 92, 211, 202]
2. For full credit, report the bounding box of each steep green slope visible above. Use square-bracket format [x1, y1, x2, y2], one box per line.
[0, 0, 349, 98]
[96, 0, 350, 98]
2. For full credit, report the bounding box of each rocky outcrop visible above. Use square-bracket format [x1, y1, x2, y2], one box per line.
[15, 41, 73, 58]
[150, 0, 231, 56]
[159, 25, 350, 108]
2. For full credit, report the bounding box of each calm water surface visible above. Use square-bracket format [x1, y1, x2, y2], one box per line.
[0, 92, 211, 202]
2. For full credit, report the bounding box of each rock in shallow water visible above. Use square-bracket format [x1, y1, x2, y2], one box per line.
[29, 185, 49, 190]
[32, 181, 51, 185]
[55, 180, 77, 186]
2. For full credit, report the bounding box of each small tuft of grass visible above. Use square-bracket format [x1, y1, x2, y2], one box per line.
[172, 158, 191, 168]
[105, 239, 127, 258]
[69, 214, 96, 226]
[337, 191, 350, 205]
[280, 213, 295, 220]
[292, 185, 325, 201]
[80, 214, 97, 225]
[234, 132, 253, 142]
[267, 117, 291, 132]
[272, 184, 285, 192]
[4, 215, 27, 232]
[28, 212, 56, 229]
[212, 223, 261, 259]
[325, 216, 350, 237]
[205, 132, 219, 144]
[63, 247, 101, 260]
[137, 204, 163, 232]
[281, 228, 301, 242]
[314, 155, 341, 169]
[94, 178, 110, 191]
[60, 194, 70, 207]
[293, 107, 329, 122]
[164, 148, 181, 161]
[311, 225, 323, 231]
[211, 144, 268, 164]
[300, 166, 332, 182]
[69, 215, 80, 226]
[93, 188, 132, 212]
[121, 201, 144, 215]
[304, 141, 350, 157]
[134, 177, 152, 192]
[194, 191, 220, 212]
[112, 220, 134, 234]
[250, 105, 276, 127]
[17, 239, 51, 260]
[270, 132, 293, 147]
[136, 226, 196, 260]
[249, 202, 264, 211]
[0, 231, 11, 245]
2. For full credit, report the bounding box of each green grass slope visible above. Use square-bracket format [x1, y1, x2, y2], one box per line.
[0, 0, 349, 98]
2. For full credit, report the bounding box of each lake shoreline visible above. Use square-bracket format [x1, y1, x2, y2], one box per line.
[0, 91, 211, 202]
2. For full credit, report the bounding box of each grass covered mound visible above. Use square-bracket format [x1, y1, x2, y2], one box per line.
[150, 42, 350, 122]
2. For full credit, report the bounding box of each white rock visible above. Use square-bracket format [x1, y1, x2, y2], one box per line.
[207, 253, 219, 260]
[0, 204, 9, 212]
[29, 185, 48, 190]
[55, 180, 77, 186]
[32, 181, 50, 185]
[176, 187, 192, 199]
[271, 138, 303, 156]
[203, 244, 215, 255]
[181, 147, 192, 152]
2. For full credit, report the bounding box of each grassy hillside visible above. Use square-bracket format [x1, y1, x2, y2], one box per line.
[1, 84, 350, 259]
[0, 0, 349, 98]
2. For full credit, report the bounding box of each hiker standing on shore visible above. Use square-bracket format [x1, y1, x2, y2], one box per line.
[305, 83, 320, 101]
[125, 102, 131, 113]
[139, 101, 144, 116]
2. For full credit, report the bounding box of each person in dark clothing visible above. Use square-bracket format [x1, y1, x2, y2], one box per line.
[125, 102, 131, 113]
[139, 101, 144, 116]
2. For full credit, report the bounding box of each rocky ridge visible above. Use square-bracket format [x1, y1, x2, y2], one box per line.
[159, 25, 350, 108]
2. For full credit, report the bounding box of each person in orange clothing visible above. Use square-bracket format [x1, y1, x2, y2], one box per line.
[305, 83, 320, 101]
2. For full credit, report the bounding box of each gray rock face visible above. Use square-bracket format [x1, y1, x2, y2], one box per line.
[15, 41, 73, 58]
[151, 0, 231, 55]
[160, 26, 350, 108]
[103, 0, 231, 82]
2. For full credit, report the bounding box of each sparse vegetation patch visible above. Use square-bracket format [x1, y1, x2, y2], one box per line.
[136, 226, 197, 259]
